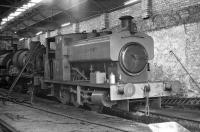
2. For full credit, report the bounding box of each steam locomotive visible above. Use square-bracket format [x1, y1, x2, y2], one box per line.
[0, 42, 45, 93]
[0, 16, 180, 111]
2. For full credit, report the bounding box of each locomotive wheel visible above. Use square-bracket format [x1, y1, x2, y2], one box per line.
[70, 93, 80, 107]
[59, 88, 70, 104]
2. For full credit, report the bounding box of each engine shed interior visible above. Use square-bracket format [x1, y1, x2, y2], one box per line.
[0, 0, 199, 132]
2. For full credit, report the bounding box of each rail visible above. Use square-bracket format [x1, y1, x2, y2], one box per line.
[0, 118, 19, 132]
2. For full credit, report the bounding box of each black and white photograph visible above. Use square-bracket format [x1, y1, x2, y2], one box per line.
[0, 0, 199, 132]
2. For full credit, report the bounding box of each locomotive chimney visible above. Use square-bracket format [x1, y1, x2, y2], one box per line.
[119, 15, 137, 33]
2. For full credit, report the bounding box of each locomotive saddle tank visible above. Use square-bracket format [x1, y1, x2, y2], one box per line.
[42, 16, 180, 111]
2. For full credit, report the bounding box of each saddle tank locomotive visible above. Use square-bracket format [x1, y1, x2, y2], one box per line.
[42, 16, 180, 111]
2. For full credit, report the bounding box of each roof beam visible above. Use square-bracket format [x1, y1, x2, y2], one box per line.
[0, 0, 28, 18]
[0, 4, 18, 8]
[90, 0, 107, 12]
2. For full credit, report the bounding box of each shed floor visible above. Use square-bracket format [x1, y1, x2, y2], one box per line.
[0, 100, 151, 132]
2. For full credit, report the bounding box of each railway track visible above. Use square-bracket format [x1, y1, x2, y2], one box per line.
[0, 118, 19, 132]
[0, 88, 197, 132]
[0, 89, 152, 132]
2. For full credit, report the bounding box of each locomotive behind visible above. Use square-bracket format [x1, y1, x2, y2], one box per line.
[0, 42, 45, 93]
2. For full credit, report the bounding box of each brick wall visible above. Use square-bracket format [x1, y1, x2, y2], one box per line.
[60, 23, 77, 34]
[79, 14, 106, 32]
[148, 26, 190, 96]
[184, 22, 200, 96]
[152, 0, 200, 14]
[109, 3, 141, 28]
